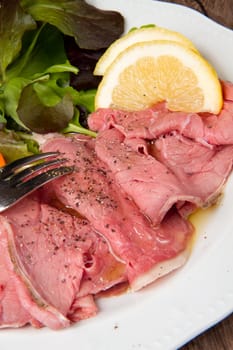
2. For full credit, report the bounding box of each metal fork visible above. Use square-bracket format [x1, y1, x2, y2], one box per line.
[0, 152, 73, 213]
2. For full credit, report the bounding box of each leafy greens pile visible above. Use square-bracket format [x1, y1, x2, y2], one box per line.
[0, 0, 124, 162]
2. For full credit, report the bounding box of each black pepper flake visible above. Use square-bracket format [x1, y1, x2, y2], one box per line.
[97, 168, 107, 176]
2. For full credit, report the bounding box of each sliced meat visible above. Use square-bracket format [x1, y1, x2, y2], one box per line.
[42, 135, 194, 291]
[0, 217, 41, 329]
[95, 128, 233, 221]
[221, 80, 233, 101]
[152, 133, 233, 207]
[95, 128, 199, 224]
[201, 106, 233, 145]
[1, 193, 126, 329]
[89, 105, 233, 146]
[88, 81, 233, 147]
[0, 215, 69, 329]
[88, 103, 173, 140]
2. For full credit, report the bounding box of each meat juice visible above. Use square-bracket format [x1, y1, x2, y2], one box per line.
[189, 201, 220, 246]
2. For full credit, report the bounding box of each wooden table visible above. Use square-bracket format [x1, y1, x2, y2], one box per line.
[158, 1, 233, 348]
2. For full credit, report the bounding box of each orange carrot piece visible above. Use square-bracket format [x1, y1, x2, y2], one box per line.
[0, 153, 6, 167]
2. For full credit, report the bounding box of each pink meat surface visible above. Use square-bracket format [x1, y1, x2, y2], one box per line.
[88, 81, 233, 147]
[95, 128, 233, 221]
[95, 128, 200, 224]
[88, 81, 233, 218]
[0, 217, 42, 329]
[0, 215, 69, 329]
[42, 135, 194, 291]
[0, 193, 126, 329]
[152, 134, 233, 207]
[2, 80, 233, 330]
[221, 80, 233, 101]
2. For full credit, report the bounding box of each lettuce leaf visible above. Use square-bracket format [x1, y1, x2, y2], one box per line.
[0, 0, 36, 83]
[63, 108, 96, 137]
[0, 0, 124, 163]
[7, 24, 78, 80]
[17, 81, 74, 133]
[0, 98, 6, 124]
[3, 76, 31, 128]
[20, 0, 124, 50]
[0, 129, 39, 163]
[2, 24, 79, 132]
[76, 89, 96, 113]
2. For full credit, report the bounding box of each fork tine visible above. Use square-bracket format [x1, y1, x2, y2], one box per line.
[11, 166, 74, 206]
[10, 158, 67, 186]
[0, 152, 60, 179]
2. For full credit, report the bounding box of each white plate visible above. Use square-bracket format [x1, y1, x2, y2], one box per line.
[2, 1, 233, 349]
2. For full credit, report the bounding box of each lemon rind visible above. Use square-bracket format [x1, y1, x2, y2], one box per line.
[94, 26, 199, 76]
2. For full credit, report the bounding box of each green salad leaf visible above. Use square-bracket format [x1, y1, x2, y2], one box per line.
[20, 0, 124, 50]
[0, 0, 124, 162]
[0, 98, 6, 124]
[2, 24, 79, 132]
[0, 0, 36, 83]
[17, 82, 74, 133]
[76, 89, 96, 113]
[3, 76, 31, 128]
[7, 24, 78, 80]
[0, 129, 39, 163]
[63, 108, 96, 137]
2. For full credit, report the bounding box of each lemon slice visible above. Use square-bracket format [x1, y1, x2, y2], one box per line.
[95, 40, 223, 114]
[94, 26, 199, 76]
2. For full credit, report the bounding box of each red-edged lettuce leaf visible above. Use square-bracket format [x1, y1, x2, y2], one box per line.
[17, 81, 74, 134]
[64, 36, 104, 90]
[20, 0, 124, 50]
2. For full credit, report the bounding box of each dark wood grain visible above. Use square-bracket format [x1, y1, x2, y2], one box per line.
[180, 313, 233, 349]
[158, 2, 233, 349]
[160, 0, 233, 28]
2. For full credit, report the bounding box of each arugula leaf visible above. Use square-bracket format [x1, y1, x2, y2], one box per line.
[63, 108, 96, 137]
[62, 88, 96, 136]
[20, 0, 124, 50]
[0, 0, 36, 83]
[77, 89, 96, 113]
